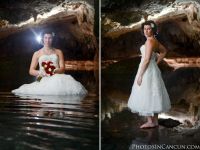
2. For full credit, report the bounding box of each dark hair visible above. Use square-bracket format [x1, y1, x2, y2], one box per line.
[41, 29, 55, 44]
[141, 20, 158, 36]
[41, 29, 55, 38]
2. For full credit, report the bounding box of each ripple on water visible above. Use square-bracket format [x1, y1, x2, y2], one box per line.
[0, 92, 98, 150]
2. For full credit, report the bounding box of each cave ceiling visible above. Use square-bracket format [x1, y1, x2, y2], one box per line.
[0, 0, 95, 39]
[102, 0, 200, 40]
[101, 0, 200, 59]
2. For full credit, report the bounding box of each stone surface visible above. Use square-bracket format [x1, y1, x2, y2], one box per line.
[102, 0, 200, 59]
[0, 0, 98, 60]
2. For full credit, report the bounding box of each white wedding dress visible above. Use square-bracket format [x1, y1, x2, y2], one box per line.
[127, 45, 171, 116]
[12, 54, 88, 95]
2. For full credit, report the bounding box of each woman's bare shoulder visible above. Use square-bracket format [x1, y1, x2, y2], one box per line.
[54, 48, 63, 54]
[145, 38, 159, 52]
[146, 38, 157, 45]
[145, 39, 156, 49]
[33, 49, 43, 57]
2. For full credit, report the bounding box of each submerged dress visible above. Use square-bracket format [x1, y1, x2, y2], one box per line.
[12, 54, 87, 95]
[127, 45, 171, 116]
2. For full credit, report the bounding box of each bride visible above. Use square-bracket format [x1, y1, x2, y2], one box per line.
[127, 20, 171, 129]
[12, 29, 87, 95]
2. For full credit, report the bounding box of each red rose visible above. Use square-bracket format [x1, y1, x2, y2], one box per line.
[41, 61, 56, 76]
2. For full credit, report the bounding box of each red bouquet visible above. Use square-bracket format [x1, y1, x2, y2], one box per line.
[41, 61, 56, 76]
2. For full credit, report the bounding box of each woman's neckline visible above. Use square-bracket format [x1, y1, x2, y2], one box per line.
[38, 53, 57, 59]
[42, 53, 56, 56]
[42, 47, 55, 55]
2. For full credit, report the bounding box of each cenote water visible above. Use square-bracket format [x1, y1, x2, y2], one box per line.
[102, 58, 200, 150]
[0, 61, 98, 150]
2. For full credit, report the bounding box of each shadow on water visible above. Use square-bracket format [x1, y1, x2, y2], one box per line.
[0, 58, 99, 150]
[102, 57, 200, 150]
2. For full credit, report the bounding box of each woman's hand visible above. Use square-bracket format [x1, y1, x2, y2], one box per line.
[36, 70, 47, 82]
[137, 76, 142, 86]
[38, 70, 47, 77]
[53, 68, 59, 74]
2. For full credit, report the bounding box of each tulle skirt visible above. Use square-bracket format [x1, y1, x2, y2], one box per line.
[12, 74, 88, 96]
[127, 59, 171, 116]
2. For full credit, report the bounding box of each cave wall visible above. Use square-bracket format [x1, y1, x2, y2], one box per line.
[102, 19, 200, 59]
[102, 0, 200, 60]
[0, 22, 96, 60]
[0, 0, 98, 90]
[0, 1, 97, 60]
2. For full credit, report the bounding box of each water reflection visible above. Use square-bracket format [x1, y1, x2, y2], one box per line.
[102, 58, 200, 149]
[0, 92, 98, 150]
[0, 67, 98, 149]
[16, 94, 85, 104]
[14, 94, 86, 118]
[129, 128, 159, 149]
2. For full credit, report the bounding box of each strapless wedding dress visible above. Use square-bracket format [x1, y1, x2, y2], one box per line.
[12, 54, 88, 95]
[127, 45, 171, 116]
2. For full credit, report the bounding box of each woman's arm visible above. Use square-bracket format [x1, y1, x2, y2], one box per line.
[54, 50, 65, 74]
[157, 43, 167, 64]
[137, 40, 154, 86]
[29, 52, 40, 77]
